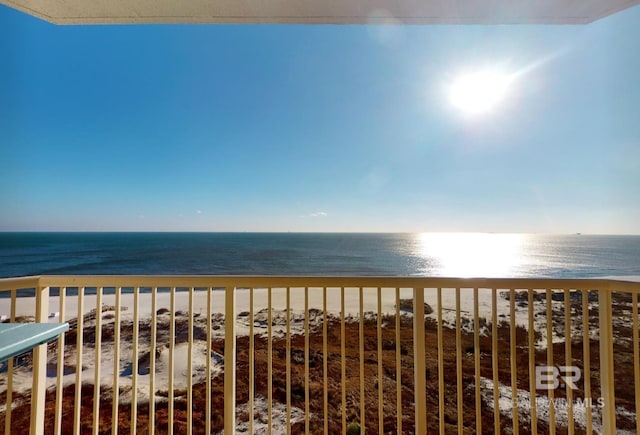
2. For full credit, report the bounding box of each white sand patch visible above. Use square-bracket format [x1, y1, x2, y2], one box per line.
[0, 308, 226, 406]
[479, 377, 636, 434]
[231, 396, 305, 435]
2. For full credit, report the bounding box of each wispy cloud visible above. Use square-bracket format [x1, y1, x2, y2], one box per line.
[300, 211, 328, 218]
[196, 209, 203, 214]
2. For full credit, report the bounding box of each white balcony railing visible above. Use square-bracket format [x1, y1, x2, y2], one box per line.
[1, 276, 639, 434]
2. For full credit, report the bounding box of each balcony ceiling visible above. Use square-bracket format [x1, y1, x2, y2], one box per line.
[2, 0, 639, 25]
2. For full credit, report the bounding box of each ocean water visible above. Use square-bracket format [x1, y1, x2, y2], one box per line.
[1, 232, 639, 280]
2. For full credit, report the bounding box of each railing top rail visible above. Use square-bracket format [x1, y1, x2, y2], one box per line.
[0, 275, 638, 291]
[0, 275, 41, 291]
[608, 279, 640, 293]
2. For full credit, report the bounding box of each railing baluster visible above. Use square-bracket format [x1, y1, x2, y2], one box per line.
[582, 289, 592, 435]
[509, 288, 519, 434]
[546, 288, 556, 434]
[359, 287, 365, 431]
[149, 286, 157, 433]
[528, 289, 538, 435]
[249, 287, 254, 435]
[598, 288, 616, 433]
[112, 286, 121, 435]
[55, 287, 67, 435]
[31, 284, 50, 435]
[286, 287, 291, 435]
[5, 289, 16, 435]
[492, 288, 500, 432]
[93, 287, 103, 435]
[323, 287, 328, 435]
[131, 287, 139, 435]
[564, 288, 574, 435]
[224, 285, 236, 435]
[267, 287, 273, 435]
[632, 291, 640, 435]
[413, 287, 426, 434]
[206, 286, 212, 434]
[341, 287, 346, 434]
[474, 288, 481, 435]
[187, 287, 194, 435]
[395, 287, 402, 435]
[456, 287, 463, 435]
[437, 287, 444, 435]
[168, 287, 175, 435]
[73, 286, 84, 435]
[377, 287, 383, 435]
[304, 287, 310, 435]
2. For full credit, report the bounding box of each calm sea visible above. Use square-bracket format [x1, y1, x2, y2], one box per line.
[1, 232, 639, 280]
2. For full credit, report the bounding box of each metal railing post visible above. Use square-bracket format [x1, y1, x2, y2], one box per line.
[413, 287, 427, 433]
[30, 285, 50, 435]
[224, 286, 236, 435]
[598, 288, 616, 433]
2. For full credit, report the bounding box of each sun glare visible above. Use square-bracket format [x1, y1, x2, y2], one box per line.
[418, 233, 525, 277]
[449, 71, 513, 115]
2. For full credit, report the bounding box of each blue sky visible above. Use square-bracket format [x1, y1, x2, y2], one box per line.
[1, 5, 639, 233]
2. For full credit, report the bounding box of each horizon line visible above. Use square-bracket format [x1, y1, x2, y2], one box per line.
[1, 231, 639, 236]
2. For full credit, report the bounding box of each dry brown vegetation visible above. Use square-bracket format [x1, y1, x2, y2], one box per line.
[1, 292, 638, 434]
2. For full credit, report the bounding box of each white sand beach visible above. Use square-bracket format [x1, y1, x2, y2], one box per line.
[0, 286, 559, 325]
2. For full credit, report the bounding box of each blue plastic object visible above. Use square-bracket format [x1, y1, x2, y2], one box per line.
[0, 323, 69, 362]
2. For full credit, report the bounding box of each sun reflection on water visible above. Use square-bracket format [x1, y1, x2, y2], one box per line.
[417, 233, 527, 277]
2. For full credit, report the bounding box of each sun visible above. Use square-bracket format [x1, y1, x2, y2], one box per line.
[449, 71, 513, 115]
